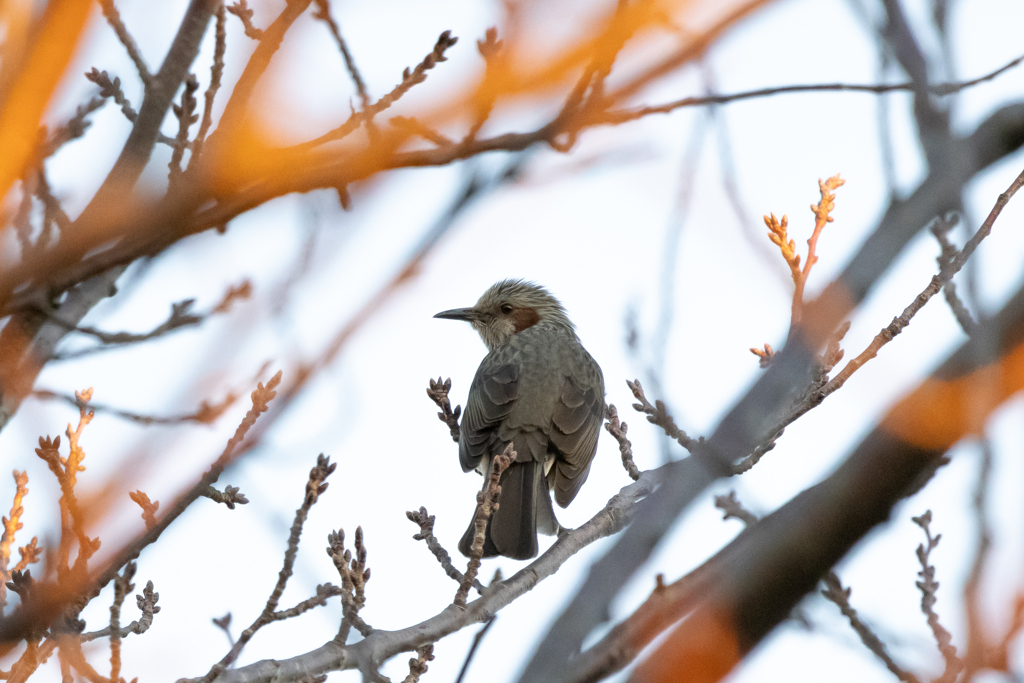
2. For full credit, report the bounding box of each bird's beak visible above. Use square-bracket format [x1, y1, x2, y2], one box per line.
[433, 307, 478, 322]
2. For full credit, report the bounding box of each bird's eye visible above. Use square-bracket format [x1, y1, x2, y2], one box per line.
[500, 304, 513, 314]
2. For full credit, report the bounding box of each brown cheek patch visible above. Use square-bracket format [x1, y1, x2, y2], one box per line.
[512, 308, 541, 332]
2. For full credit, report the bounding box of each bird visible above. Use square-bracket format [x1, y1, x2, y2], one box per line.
[434, 279, 605, 560]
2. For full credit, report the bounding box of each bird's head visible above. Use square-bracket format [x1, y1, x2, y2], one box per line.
[434, 279, 575, 351]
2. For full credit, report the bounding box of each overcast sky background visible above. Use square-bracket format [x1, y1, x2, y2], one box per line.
[5, 0, 1024, 681]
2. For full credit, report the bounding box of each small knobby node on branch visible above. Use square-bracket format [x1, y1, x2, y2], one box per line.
[406, 506, 484, 594]
[200, 484, 249, 509]
[713, 490, 757, 526]
[603, 404, 640, 481]
[128, 490, 159, 529]
[227, 0, 264, 40]
[749, 342, 774, 369]
[426, 376, 461, 442]
[402, 644, 435, 683]
[455, 443, 514, 608]
[913, 510, 964, 683]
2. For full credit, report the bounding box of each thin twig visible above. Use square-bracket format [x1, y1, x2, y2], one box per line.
[453, 617, 495, 683]
[455, 444, 513, 608]
[597, 51, 1024, 126]
[406, 507, 483, 593]
[821, 573, 924, 683]
[200, 454, 337, 682]
[169, 74, 200, 188]
[911, 511, 964, 683]
[108, 561, 136, 683]
[328, 526, 373, 643]
[0, 470, 30, 611]
[80, 578, 160, 642]
[191, 1, 227, 163]
[48, 280, 251, 360]
[31, 389, 239, 426]
[604, 404, 639, 480]
[626, 379, 703, 452]
[931, 215, 978, 334]
[298, 31, 459, 151]
[98, 0, 152, 85]
[312, 0, 371, 113]
[84, 69, 179, 147]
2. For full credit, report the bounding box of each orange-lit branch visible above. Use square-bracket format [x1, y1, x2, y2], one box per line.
[0, 470, 31, 611]
[0, 0, 94, 201]
[764, 174, 844, 328]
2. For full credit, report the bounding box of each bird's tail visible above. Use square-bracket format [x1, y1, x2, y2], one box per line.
[459, 459, 554, 560]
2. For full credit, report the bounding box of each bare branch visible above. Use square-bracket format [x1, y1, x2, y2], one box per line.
[199, 453, 336, 682]
[191, 1, 227, 162]
[912, 511, 963, 683]
[626, 379, 703, 452]
[406, 507, 483, 594]
[98, 0, 152, 85]
[597, 51, 1024, 126]
[312, 0, 371, 113]
[821, 573, 923, 683]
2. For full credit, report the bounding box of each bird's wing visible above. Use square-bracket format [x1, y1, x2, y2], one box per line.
[550, 368, 605, 507]
[459, 357, 520, 472]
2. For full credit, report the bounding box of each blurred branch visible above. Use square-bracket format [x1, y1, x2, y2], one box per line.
[912, 511, 964, 683]
[312, 0, 371, 113]
[49, 280, 251, 360]
[191, 1, 227, 162]
[84, 68, 179, 147]
[598, 51, 1024, 125]
[31, 389, 239, 426]
[98, 0, 152, 86]
[226, 0, 264, 40]
[454, 618, 495, 683]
